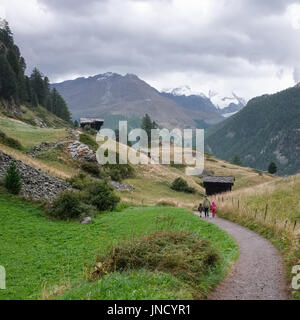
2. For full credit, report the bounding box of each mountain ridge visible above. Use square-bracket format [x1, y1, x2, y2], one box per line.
[205, 85, 300, 175]
[52, 73, 225, 129]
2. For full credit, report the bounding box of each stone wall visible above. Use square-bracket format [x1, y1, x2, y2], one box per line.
[0, 151, 71, 199]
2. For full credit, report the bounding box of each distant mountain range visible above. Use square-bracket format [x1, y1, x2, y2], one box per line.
[206, 84, 300, 176]
[51, 73, 244, 129]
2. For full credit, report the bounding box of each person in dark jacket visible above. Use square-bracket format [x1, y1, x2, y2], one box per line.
[203, 196, 211, 218]
[198, 203, 204, 218]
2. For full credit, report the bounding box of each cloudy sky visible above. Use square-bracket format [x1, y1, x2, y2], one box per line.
[1, 0, 300, 105]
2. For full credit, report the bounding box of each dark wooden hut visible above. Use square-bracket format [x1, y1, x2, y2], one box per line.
[80, 118, 104, 131]
[203, 176, 235, 196]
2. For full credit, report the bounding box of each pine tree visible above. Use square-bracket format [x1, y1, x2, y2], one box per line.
[141, 114, 157, 147]
[0, 54, 17, 99]
[4, 162, 22, 195]
[30, 68, 46, 105]
[268, 162, 277, 174]
[74, 120, 79, 128]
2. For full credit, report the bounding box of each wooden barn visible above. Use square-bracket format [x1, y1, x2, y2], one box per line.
[203, 176, 235, 196]
[80, 118, 104, 131]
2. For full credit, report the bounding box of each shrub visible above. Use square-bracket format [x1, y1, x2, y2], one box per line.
[0, 130, 23, 150]
[83, 181, 120, 211]
[105, 163, 135, 182]
[156, 199, 178, 207]
[82, 125, 97, 136]
[4, 162, 22, 195]
[79, 133, 99, 150]
[171, 177, 195, 194]
[91, 231, 220, 289]
[268, 162, 277, 174]
[81, 162, 101, 177]
[48, 190, 95, 220]
[68, 173, 95, 190]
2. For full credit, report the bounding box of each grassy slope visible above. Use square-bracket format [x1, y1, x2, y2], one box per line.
[0, 102, 69, 129]
[0, 117, 68, 149]
[0, 190, 238, 300]
[0, 116, 275, 209]
[211, 175, 300, 299]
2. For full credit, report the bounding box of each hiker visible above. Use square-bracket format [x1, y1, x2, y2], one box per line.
[198, 203, 204, 218]
[203, 196, 211, 218]
[211, 201, 216, 218]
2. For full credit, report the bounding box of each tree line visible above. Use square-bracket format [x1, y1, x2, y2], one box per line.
[0, 19, 71, 122]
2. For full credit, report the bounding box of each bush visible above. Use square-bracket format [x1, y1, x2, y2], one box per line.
[82, 125, 97, 136]
[171, 177, 195, 194]
[81, 162, 101, 177]
[79, 133, 99, 150]
[105, 163, 135, 182]
[48, 190, 97, 220]
[91, 231, 220, 289]
[268, 162, 277, 174]
[67, 173, 96, 190]
[0, 130, 23, 150]
[156, 199, 178, 207]
[4, 162, 22, 195]
[83, 181, 120, 211]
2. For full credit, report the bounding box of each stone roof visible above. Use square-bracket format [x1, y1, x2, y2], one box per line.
[80, 118, 104, 123]
[203, 176, 235, 184]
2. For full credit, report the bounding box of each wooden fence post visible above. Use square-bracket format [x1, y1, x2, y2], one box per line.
[264, 204, 268, 222]
[293, 221, 297, 232]
[254, 209, 257, 219]
[284, 220, 288, 229]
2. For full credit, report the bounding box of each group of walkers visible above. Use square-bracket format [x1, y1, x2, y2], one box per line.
[198, 196, 216, 219]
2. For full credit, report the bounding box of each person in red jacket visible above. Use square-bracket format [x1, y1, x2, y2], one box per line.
[211, 201, 216, 218]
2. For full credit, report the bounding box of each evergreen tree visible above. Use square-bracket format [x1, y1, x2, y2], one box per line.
[50, 88, 71, 122]
[4, 162, 22, 195]
[30, 68, 45, 106]
[0, 54, 17, 99]
[141, 114, 157, 147]
[0, 19, 72, 122]
[74, 120, 79, 128]
[268, 162, 277, 174]
[0, 19, 13, 48]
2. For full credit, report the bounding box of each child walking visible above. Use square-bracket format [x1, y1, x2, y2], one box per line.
[211, 201, 216, 218]
[198, 203, 204, 218]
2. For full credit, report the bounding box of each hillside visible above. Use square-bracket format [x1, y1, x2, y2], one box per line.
[0, 115, 275, 209]
[52, 73, 224, 129]
[206, 85, 300, 176]
[160, 91, 223, 126]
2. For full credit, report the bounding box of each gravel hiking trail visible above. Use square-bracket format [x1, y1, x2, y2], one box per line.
[195, 213, 289, 300]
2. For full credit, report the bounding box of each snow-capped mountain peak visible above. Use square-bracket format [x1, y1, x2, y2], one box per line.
[162, 86, 208, 98]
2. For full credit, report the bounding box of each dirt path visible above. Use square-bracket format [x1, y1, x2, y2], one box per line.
[195, 213, 289, 300]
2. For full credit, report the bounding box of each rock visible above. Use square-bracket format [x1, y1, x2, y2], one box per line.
[68, 141, 97, 162]
[0, 150, 71, 200]
[81, 217, 92, 224]
[109, 180, 134, 191]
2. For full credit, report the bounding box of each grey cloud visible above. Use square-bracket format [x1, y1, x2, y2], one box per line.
[8, 0, 300, 94]
[293, 67, 300, 83]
